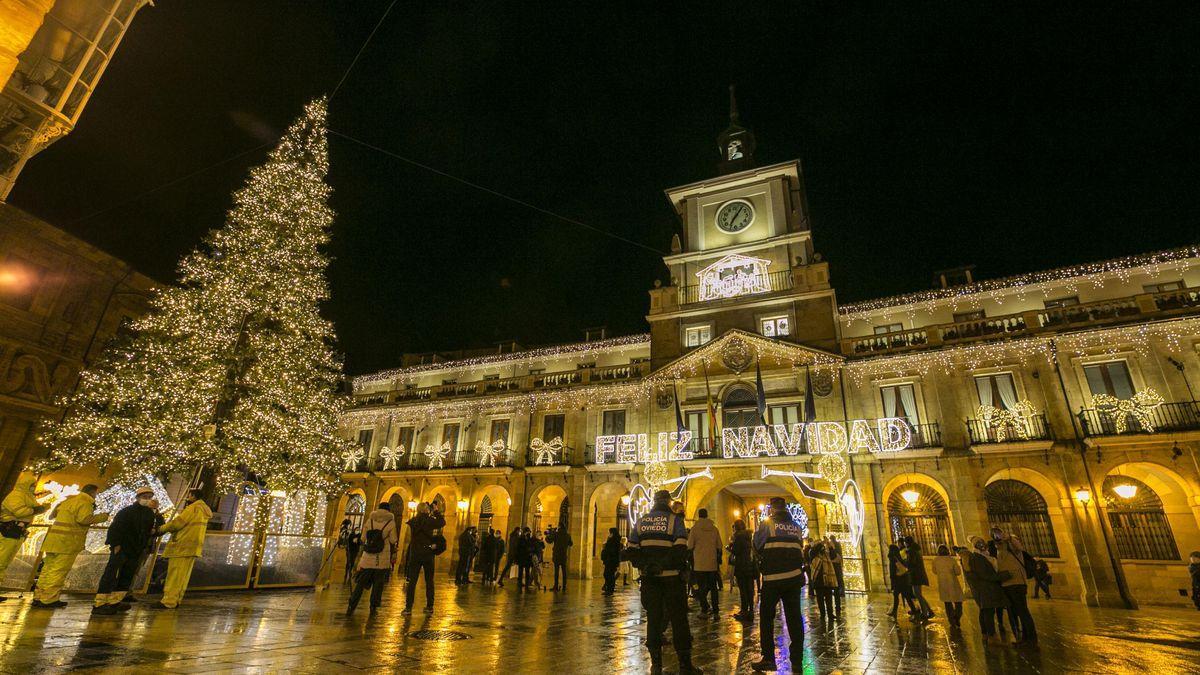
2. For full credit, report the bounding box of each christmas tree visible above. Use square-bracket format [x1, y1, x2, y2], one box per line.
[42, 98, 351, 494]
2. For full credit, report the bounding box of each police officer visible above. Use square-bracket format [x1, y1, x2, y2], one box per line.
[626, 489, 702, 675]
[751, 496, 806, 672]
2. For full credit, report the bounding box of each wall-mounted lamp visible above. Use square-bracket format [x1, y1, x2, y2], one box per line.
[901, 489, 921, 507]
[1112, 483, 1138, 500]
[733, 509, 741, 518]
[620, 495, 631, 505]
[506, 497, 513, 506]
[1074, 488, 1092, 506]
[457, 499, 469, 512]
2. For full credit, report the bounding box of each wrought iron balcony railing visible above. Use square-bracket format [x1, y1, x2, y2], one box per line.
[966, 413, 1051, 444]
[1078, 401, 1200, 437]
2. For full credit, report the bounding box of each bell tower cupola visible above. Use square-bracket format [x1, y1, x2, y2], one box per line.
[716, 84, 756, 175]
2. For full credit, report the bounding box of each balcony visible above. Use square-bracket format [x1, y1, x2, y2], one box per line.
[678, 269, 794, 306]
[966, 414, 1051, 444]
[351, 361, 650, 408]
[1078, 401, 1200, 437]
[842, 288, 1200, 356]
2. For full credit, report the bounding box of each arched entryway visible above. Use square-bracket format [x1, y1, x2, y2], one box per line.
[530, 484, 568, 535]
[886, 483, 953, 555]
[586, 480, 631, 578]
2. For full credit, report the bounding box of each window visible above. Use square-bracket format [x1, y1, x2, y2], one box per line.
[722, 385, 761, 429]
[685, 410, 710, 452]
[542, 413, 565, 440]
[1103, 475, 1179, 560]
[602, 409, 626, 436]
[873, 323, 902, 335]
[880, 384, 920, 426]
[1043, 296, 1079, 309]
[489, 419, 510, 446]
[769, 404, 800, 426]
[952, 310, 986, 323]
[528, 368, 544, 376]
[684, 324, 712, 347]
[396, 427, 415, 451]
[442, 379, 457, 385]
[483, 374, 500, 381]
[343, 494, 366, 532]
[974, 373, 1019, 410]
[985, 480, 1059, 558]
[1084, 361, 1135, 399]
[888, 484, 952, 555]
[441, 423, 461, 451]
[1143, 281, 1184, 293]
[760, 315, 790, 337]
[576, 362, 596, 370]
[356, 429, 373, 449]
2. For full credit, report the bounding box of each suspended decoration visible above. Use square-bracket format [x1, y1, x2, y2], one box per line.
[696, 254, 772, 302]
[1093, 388, 1165, 433]
[976, 400, 1039, 441]
[341, 446, 365, 471]
[424, 442, 452, 469]
[475, 439, 505, 468]
[530, 437, 563, 465]
[378, 445, 405, 471]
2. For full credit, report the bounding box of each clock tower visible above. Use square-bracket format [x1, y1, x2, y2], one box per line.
[646, 97, 837, 369]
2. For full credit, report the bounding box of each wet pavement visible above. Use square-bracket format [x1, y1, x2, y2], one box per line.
[0, 575, 1198, 674]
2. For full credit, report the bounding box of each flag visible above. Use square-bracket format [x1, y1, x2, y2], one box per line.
[799, 366, 817, 452]
[755, 357, 769, 427]
[673, 379, 687, 435]
[703, 363, 719, 452]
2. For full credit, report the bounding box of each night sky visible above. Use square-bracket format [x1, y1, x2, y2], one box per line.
[10, 2, 1200, 375]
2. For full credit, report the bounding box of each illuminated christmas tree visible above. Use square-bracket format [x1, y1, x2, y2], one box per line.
[43, 98, 350, 494]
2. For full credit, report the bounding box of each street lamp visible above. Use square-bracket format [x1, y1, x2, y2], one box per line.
[1074, 488, 1092, 506]
[901, 489, 921, 507]
[457, 499, 469, 512]
[733, 508, 740, 518]
[1112, 483, 1138, 500]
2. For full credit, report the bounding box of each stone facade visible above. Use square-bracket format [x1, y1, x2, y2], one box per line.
[0, 203, 155, 491]
[339, 158, 1200, 609]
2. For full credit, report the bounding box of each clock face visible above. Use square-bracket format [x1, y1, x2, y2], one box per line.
[716, 200, 755, 233]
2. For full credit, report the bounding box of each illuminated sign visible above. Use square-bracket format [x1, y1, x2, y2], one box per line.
[696, 254, 771, 302]
[720, 418, 912, 459]
[594, 431, 692, 464]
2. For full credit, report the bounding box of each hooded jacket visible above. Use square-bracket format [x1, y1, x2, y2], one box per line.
[0, 473, 42, 525]
[687, 517, 723, 572]
[162, 499, 214, 558]
[405, 510, 446, 562]
[359, 508, 398, 569]
[42, 493, 108, 555]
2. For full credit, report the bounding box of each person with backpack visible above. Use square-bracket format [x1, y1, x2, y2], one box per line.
[347, 502, 397, 614]
[810, 542, 838, 620]
[402, 501, 446, 615]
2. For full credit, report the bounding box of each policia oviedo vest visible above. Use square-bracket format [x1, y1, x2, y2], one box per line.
[758, 517, 805, 585]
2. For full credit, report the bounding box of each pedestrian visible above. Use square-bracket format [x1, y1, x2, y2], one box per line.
[618, 535, 634, 586]
[687, 508, 722, 616]
[456, 526, 477, 585]
[347, 502, 397, 614]
[517, 527, 533, 588]
[492, 529, 506, 584]
[810, 542, 837, 620]
[964, 535, 1009, 644]
[601, 527, 622, 595]
[479, 528, 496, 584]
[751, 497, 806, 672]
[932, 544, 965, 627]
[402, 501, 446, 615]
[93, 486, 158, 614]
[552, 523, 573, 591]
[529, 529, 546, 590]
[904, 537, 935, 619]
[148, 488, 212, 610]
[32, 484, 108, 608]
[0, 472, 49, 597]
[627, 489, 700, 675]
[993, 530, 1037, 645]
[498, 526, 519, 587]
[1032, 558, 1052, 599]
[341, 522, 361, 584]
[826, 535, 844, 616]
[1189, 551, 1200, 610]
[886, 543, 920, 619]
[729, 519, 756, 622]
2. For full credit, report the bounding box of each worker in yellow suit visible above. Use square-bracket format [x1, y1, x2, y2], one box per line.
[33, 484, 109, 608]
[0, 473, 49, 601]
[151, 488, 212, 609]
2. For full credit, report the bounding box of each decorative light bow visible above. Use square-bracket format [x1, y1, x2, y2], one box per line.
[341, 446, 365, 472]
[475, 439, 506, 468]
[530, 437, 563, 465]
[976, 400, 1038, 442]
[1094, 388, 1164, 433]
[424, 442, 452, 469]
[378, 445, 405, 471]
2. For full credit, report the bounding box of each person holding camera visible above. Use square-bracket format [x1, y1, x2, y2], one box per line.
[626, 489, 700, 675]
[402, 501, 446, 615]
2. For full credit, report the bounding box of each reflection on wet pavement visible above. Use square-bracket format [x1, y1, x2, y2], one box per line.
[0, 577, 1198, 673]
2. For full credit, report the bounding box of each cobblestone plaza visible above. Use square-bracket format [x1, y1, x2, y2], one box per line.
[1, 577, 1198, 673]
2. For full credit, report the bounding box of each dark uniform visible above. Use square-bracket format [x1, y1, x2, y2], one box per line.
[753, 511, 806, 669]
[626, 503, 693, 671]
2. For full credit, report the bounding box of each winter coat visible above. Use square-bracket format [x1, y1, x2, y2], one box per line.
[552, 529, 573, 564]
[888, 551, 912, 593]
[994, 540, 1028, 587]
[359, 508, 398, 570]
[932, 554, 965, 603]
[966, 551, 1009, 609]
[459, 530, 477, 558]
[106, 502, 158, 556]
[811, 555, 837, 589]
[1189, 561, 1200, 588]
[516, 535, 531, 565]
[730, 530, 756, 576]
[601, 533, 622, 568]
[905, 543, 929, 587]
[687, 517, 723, 572]
[42, 493, 107, 555]
[0, 473, 42, 524]
[530, 538, 545, 564]
[405, 511, 446, 562]
[161, 499, 214, 558]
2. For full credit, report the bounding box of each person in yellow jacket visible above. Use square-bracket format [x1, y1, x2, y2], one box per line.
[32, 484, 109, 608]
[0, 472, 49, 601]
[151, 489, 212, 609]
